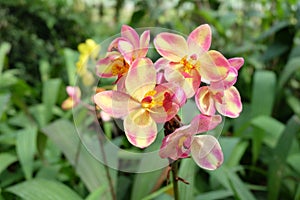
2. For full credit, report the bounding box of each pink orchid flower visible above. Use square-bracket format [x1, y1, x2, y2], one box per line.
[61, 86, 81, 110]
[153, 24, 230, 98]
[94, 58, 186, 148]
[159, 114, 223, 170]
[195, 57, 244, 118]
[96, 25, 150, 90]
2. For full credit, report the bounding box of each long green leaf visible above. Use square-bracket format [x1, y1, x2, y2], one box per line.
[178, 158, 197, 200]
[278, 57, 300, 90]
[16, 127, 37, 180]
[130, 130, 166, 200]
[251, 70, 276, 117]
[195, 190, 233, 200]
[6, 179, 82, 200]
[0, 93, 10, 118]
[210, 166, 256, 200]
[0, 42, 11, 75]
[251, 115, 285, 148]
[268, 115, 300, 200]
[42, 119, 115, 199]
[64, 48, 77, 85]
[42, 78, 61, 123]
[0, 153, 17, 174]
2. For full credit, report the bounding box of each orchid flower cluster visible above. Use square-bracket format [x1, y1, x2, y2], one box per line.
[68, 24, 243, 171]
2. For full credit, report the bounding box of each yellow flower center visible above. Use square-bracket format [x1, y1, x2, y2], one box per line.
[141, 90, 163, 110]
[180, 56, 195, 73]
[178, 136, 187, 148]
[111, 57, 130, 76]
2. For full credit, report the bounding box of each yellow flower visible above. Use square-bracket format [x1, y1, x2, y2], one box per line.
[76, 39, 100, 86]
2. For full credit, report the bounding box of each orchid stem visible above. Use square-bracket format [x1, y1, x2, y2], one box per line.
[171, 160, 180, 200]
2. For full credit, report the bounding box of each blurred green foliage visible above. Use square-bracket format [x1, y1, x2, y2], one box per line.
[0, 0, 300, 200]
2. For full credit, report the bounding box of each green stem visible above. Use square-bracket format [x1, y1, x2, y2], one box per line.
[171, 160, 179, 200]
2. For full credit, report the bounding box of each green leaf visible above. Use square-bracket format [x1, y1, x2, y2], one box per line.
[42, 119, 115, 199]
[226, 140, 249, 167]
[210, 166, 256, 200]
[295, 184, 300, 200]
[16, 127, 38, 180]
[278, 57, 300, 90]
[287, 90, 300, 117]
[6, 179, 82, 200]
[141, 184, 173, 200]
[42, 78, 61, 123]
[0, 153, 17, 175]
[178, 158, 197, 200]
[39, 60, 50, 83]
[287, 154, 300, 175]
[64, 48, 77, 85]
[195, 190, 233, 200]
[251, 70, 276, 117]
[130, 163, 165, 200]
[251, 127, 264, 164]
[251, 115, 285, 148]
[268, 115, 300, 200]
[85, 185, 108, 200]
[0, 42, 11, 75]
[0, 93, 10, 118]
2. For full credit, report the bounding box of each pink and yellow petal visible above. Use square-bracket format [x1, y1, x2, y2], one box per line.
[228, 57, 244, 71]
[150, 103, 179, 123]
[191, 135, 223, 170]
[66, 86, 81, 101]
[215, 86, 242, 118]
[125, 58, 156, 101]
[121, 25, 140, 49]
[164, 67, 200, 98]
[187, 24, 212, 52]
[154, 33, 188, 62]
[138, 30, 150, 58]
[195, 86, 216, 116]
[188, 114, 222, 134]
[210, 67, 238, 91]
[61, 97, 76, 110]
[198, 50, 230, 82]
[118, 39, 135, 64]
[159, 126, 192, 160]
[124, 109, 157, 148]
[96, 52, 121, 77]
[93, 91, 140, 118]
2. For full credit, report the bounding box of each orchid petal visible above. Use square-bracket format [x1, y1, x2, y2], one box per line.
[61, 97, 75, 110]
[66, 86, 81, 100]
[96, 52, 121, 77]
[125, 58, 156, 101]
[191, 135, 223, 170]
[215, 86, 242, 118]
[189, 114, 222, 134]
[154, 33, 188, 62]
[93, 91, 140, 118]
[107, 37, 123, 52]
[198, 50, 230, 82]
[187, 24, 212, 52]
[118, 39, 135, 64]
[210, 67, 238, 91]
[165, 66, 200, 98]
[159, 125, 192, 160]
[124, 109, 157, 148]
[138, 30, 150, 57]
[195, 86, 216, 116]
[149, 104, 178, 123]
[154, 57, 170, 71]
[155, 83, 187, 107]
[228, 57, 244, 71]
[121, 25, 139, 49]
